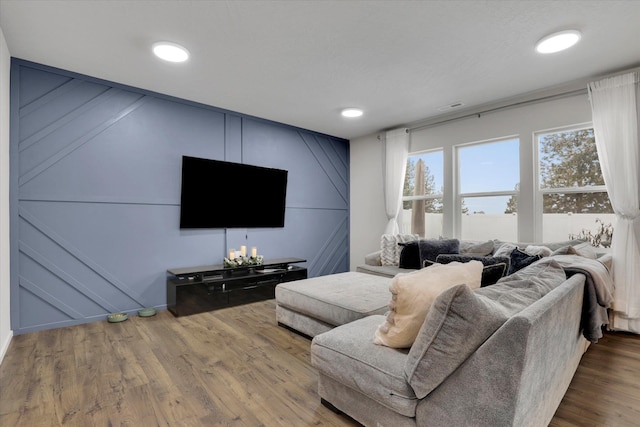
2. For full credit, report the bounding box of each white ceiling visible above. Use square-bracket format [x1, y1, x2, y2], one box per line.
[1, 0, 640, 140]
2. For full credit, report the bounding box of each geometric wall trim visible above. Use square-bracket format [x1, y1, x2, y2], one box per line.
[10, 59, 349, 334]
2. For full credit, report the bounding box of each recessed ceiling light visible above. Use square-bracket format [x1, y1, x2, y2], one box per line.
[341, 108, 363, 118]
[535, 30, 581, 54]
[152, 42, 190, 62]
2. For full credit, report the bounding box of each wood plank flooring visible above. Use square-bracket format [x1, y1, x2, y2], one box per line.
[0, 300, 638, 426]
[550, 331, 640, 427]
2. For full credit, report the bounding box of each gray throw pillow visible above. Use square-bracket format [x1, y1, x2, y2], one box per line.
[524, 245, 552, 257]
[493, 242, 517, 258]
[508, 248, 540, 275]
[551, 245, 572, 256]
[481, 263, 509, 287]
[435, 254, 509, 268]
[398, 241, 421, 269]
[541, 239, 587, 251]
[418, 239, 460, 267]
[459, 240, 494, 256]
[405, 283, 510, 399]
[482, 258, 567, 297]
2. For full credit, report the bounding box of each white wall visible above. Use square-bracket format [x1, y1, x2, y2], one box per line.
[0, 24, 12, 364]
[349, 133, 388, 271]
[350, 92, 594, 269]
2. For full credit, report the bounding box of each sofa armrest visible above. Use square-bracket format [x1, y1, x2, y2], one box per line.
[415, 274, 586, 427]
[365, 250, 382, 266]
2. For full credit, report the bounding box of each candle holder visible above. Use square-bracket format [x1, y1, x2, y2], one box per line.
[223, 255, 264, 268]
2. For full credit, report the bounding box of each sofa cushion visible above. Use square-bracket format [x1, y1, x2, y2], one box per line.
[493, 242, 517, 257]
[398, 241, 421, 269]
[493, 257, 564, 286]
[493, 243, 550, 265]
[373, 261, 483, 349]
[418, 238, 460, 267]
[551, 245, 572, 256]
[508, 248, 541, 275]
[435, 254, 509, 267]
[400, 238, 462, 269]
[531, 239, 586, 251]
[405, 258, 567, 399]
[493, 238, 586, 254]
[275, 272, 391, 327]
[460, 240, 494, 256]
[435, 254, 510, 287]
[523, 245, 552, 257]
[311, 315, 418, 417]
[381, 234, 419, 266]
[481, 263, 509, 287]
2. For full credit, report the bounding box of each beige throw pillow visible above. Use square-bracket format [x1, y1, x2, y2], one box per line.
[373, 261, 483, 348]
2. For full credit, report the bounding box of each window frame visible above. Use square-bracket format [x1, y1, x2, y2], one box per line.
[533, 122, 610, 241]
[454, 136, 520, 239]
[401, 149, 444, 236]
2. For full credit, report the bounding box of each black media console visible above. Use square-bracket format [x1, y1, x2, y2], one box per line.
[167, 258, 307, 317]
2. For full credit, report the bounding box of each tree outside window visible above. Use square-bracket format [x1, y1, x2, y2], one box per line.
[536, 126, 614, 245]
[401, 151, 443, 237]
[504, 183, 519, 214]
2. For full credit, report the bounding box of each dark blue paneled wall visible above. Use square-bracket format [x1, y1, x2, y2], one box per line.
[10, 59, 349, 334]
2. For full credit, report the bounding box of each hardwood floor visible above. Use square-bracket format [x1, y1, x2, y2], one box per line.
[0, 300, 638, 426]
[550, 331, 640, 427]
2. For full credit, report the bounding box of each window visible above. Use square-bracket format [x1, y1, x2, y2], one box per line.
[401, 150, 443, 238]
[457, 138, 519, 241]
[536, 125, 614, 245]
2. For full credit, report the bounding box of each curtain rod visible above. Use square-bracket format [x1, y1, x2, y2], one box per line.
[407, 88, 588, 133]
[376, 87, 588, 140]
[377, 65, 640, 140]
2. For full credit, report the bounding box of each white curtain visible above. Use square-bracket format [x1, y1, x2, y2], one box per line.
[588, 71, 640, 333]
[383, 128, 409, 234]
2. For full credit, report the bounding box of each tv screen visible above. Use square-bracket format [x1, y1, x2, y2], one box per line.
[179, 156, 288, 229]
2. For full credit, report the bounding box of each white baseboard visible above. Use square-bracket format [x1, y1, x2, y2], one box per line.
[0, 330, 13, 366]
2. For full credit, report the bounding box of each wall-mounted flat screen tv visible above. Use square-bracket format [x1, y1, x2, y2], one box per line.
[179, 156, 288, 229]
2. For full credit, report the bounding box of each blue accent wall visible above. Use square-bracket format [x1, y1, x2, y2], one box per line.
[10, 59, 349, 334]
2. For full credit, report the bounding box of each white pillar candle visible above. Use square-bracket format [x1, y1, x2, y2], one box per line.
[251, 247, 257, 257]
[229, 249, 236, 260]
[240, 245, 247, 257]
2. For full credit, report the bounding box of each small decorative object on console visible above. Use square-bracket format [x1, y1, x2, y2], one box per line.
[223, 254, 264, 268]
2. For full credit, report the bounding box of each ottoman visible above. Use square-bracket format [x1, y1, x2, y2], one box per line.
[275, 271, 392, 337]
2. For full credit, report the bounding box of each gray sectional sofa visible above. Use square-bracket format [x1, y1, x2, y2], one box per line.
[274, 239, 614, 426]
[356, 238, 600, 278]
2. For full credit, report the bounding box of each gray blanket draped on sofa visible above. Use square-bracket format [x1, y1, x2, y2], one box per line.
[550, 254, 614, 342]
